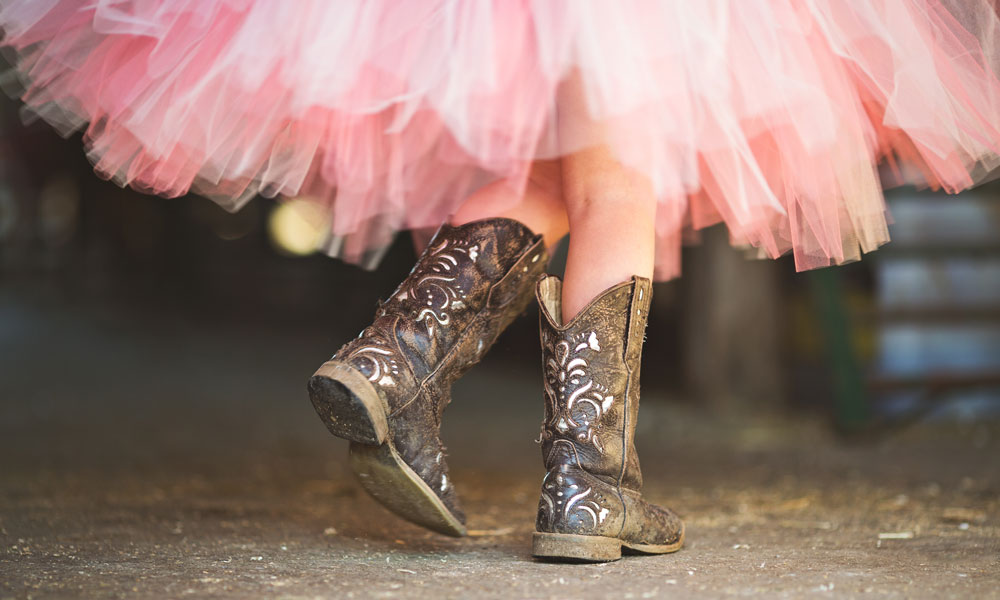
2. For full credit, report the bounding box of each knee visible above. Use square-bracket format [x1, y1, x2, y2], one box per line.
[563, 155, 652, 210]
[563, 176, 657, 224]
[528, 159, 564, 200]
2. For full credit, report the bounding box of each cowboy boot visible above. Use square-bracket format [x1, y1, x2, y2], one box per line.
[308, 217, 547, 536]
[532, 275, 684, 561]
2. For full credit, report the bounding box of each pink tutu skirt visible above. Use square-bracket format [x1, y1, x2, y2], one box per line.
[2, 0, 1000, 278]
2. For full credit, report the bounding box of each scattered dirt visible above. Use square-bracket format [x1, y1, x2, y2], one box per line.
[1, 292, 998, 599]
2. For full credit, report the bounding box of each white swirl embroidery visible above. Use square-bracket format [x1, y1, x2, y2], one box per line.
[542, 331, 614, 453]
[343, 335, 399, 387]
[539, 462, 609, 528]
[341, 235, 481, 388]
[394, 238, 478, 337]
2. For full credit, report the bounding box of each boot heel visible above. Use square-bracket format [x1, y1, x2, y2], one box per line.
[532, 532, 623, 562]
[308, 361, 389, 445]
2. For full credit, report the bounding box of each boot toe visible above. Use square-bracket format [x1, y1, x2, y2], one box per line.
[621, 494, 684, 549]
[349, 440, 467, 537]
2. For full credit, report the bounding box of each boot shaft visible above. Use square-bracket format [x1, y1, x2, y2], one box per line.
[532, 276, 685, 555]
[536, 275, 652, 492]
[334, 218, 546, 412]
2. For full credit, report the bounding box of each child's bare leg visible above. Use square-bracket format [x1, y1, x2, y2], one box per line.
[558, 82, 656, 322]
[530, 75, 682, 564]
[450, 160, 568, 249]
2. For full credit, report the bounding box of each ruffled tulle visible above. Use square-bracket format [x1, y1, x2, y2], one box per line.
[2, 0, 999, 277]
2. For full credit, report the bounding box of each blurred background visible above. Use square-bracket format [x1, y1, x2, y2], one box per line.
[2, 95, 999, 598]
[2, 93, 998, 430]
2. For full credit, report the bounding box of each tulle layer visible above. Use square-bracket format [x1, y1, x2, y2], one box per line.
[2, 0, 1000, 277]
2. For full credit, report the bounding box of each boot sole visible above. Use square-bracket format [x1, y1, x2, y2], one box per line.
[308, 361, 389, 445]
[531, 525, 684, 562]
[349, 441, 468, 537]
[309, 361, 467, 537]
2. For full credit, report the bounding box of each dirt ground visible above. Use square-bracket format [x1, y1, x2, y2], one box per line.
[2, 291, 998, 599]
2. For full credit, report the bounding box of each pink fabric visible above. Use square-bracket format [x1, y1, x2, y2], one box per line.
[2, 0, 999, 277]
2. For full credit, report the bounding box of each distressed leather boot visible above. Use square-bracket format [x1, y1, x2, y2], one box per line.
[308, 217, 547, 536]
[532, 275, 684, 561]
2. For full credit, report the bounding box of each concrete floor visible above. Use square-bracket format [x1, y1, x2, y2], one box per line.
[1, 289, 998, 599]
